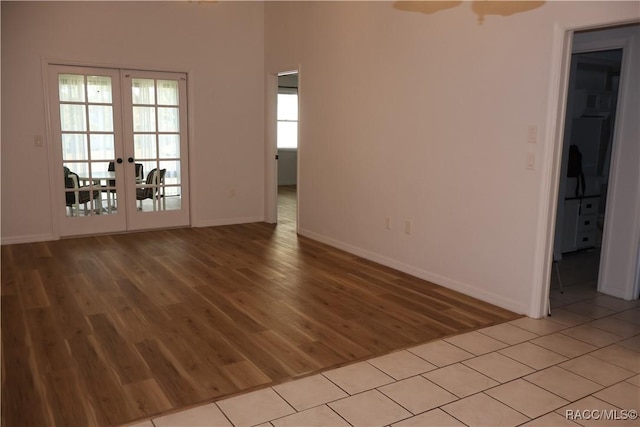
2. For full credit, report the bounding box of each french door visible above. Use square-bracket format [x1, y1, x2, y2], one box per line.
[48, 65, 190, 237]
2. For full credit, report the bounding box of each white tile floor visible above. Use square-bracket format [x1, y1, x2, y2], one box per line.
[124, 291, 640, 427]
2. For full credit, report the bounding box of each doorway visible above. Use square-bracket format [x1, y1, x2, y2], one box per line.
[551, 48, 622, 305]
[276, 71, 299, 230]
[547, 23, 640, 313]
[48, 65, 190, 237]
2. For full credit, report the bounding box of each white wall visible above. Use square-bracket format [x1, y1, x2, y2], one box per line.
[1, 1, 265, 242]
[265, 1, 639, 316]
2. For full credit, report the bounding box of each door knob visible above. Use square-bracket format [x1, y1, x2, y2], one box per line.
[128, 157, 134, 163]
[116, 158, 123, 164]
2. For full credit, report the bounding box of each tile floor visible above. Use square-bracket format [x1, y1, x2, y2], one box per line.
[124, 286, 640, 427]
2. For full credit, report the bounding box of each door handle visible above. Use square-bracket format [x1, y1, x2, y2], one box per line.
[128, 157, 134, 163]
[116, 158, 123, 164]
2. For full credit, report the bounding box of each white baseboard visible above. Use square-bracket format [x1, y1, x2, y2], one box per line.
[298, 227, 528, 315]
[1, 234, 57, 245]
[193, 216, 265, 228]
[2, 217, 266, 244]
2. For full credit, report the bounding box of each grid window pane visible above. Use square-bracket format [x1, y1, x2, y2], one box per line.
[132, 79, 155, 105]
[139, 161, 158, 181]
[90, 134, 115, 160]
[160, 160, 180, 185]
[92, 161, 111, 174]
[88, 105, 114, 132]
[62, 134, 88, 161]
[133, 106, 156, 132]
[159, 135, 180, 159]
[87, 75, 112, 103]
[59, 74, 85, 102]
[134, 134, 157, 159]
[60, 104, 86, 131]
[158, 107, 179, 132]
[64, 162, 89, 178]
[157, 80, 179, 105]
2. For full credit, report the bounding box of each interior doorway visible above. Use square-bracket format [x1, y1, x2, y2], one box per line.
[548, 23, 640, 311]
[276, 71, 299, 230]
[551, 48, 622, 303]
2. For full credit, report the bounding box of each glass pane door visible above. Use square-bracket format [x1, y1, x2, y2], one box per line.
[49, 65, 189, 237]
[124, 71, 190, 230]
[49, 66, 126, 237]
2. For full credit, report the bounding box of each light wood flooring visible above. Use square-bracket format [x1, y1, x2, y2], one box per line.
[1, 187, 519, 426]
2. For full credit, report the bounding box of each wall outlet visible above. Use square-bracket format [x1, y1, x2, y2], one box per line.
[526, 152, 535, 170]
[527, 125, 538, 144]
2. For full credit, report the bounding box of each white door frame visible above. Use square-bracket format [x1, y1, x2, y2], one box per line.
[265, 67, 301, 227]
[265, 71, 278, 224]
[531, 21, 640, 318]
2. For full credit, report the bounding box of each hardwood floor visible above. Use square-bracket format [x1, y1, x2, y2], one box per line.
[1, 187, 520, 426]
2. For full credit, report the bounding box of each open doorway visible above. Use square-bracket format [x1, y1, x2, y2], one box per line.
[549, 25, 638, 310]
[551, 48, 622, 303]
[276, 72, 299, 231]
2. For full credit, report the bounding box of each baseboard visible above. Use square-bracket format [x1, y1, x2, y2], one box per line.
[298, 227, 528, 315]
[193, 216, 265, 228]
[1, 234, 57, 245]
[2, 218, 266, 244]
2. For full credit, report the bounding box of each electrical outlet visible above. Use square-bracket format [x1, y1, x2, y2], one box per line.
[526, 152, 535, 170]
[527, 125, 537, 144]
